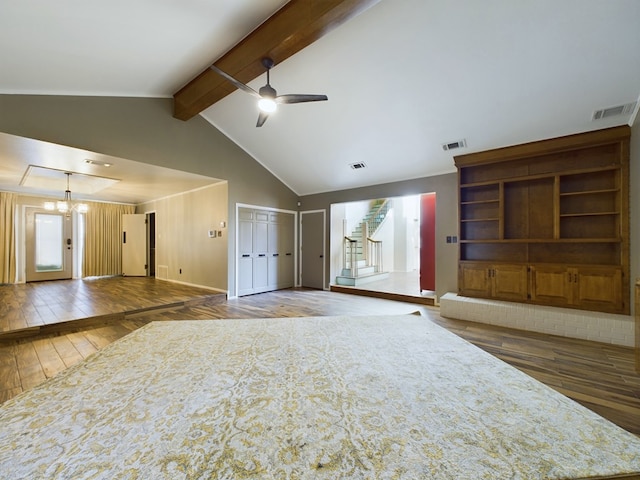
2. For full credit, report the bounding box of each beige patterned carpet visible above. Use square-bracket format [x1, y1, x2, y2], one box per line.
[1, 314, 640, 479]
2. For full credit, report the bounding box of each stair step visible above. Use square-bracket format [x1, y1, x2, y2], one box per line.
[335, 271, 390, 286]
[341, 264, 375, 276]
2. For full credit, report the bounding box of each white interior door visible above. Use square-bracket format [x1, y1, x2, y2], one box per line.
[122, 214, 147, 276]
[25, 208, 72, 282]
[238, 209, 255, 296]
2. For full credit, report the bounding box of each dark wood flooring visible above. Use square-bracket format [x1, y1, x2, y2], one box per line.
[0, 276, 223, 340]
[0, 277, 638, 436]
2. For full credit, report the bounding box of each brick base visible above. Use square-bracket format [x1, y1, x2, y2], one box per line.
[439, 293, 634, 347]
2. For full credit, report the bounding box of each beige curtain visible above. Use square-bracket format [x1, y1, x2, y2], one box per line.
[0, 192, 17, 284]
[83, 202, 135, 277]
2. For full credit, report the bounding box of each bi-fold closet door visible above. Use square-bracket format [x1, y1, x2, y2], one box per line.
[238, 207, 294, 296]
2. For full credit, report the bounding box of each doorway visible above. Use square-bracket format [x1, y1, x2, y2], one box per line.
[25, 208, 73, 282]
[329, 194, 436, 299]
[147, 212, 156, 277]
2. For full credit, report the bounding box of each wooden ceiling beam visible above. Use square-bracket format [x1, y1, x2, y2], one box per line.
[172, 0, 381, 121]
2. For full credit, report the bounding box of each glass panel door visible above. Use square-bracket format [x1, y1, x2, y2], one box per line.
[35, 213, 64, 272]
[26, 208, 72, 282]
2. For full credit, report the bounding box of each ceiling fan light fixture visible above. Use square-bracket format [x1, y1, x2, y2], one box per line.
[210, 58, 327, 127]
[258, 97, 277, 113]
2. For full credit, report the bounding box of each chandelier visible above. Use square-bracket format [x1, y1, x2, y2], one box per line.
[44, 172, 88, 215]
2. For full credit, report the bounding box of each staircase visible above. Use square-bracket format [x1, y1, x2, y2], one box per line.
[336, 199, 390, 286]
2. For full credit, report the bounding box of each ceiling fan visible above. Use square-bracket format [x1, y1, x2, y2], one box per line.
[210, 58, 328, 127]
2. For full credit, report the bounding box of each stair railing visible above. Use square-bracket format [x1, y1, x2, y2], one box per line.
[360, 221, 369, 264]
[365, 199, 390, 237]
[343, 236, 358, 278]
[367, 238, 383, 273]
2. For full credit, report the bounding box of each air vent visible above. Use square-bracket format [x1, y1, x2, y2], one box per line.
[350, 162, 366, 170]
[442, 139, 467, 151]
[592, 102, 637, 121]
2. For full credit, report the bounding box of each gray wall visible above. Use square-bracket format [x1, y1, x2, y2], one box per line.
[0, 95, 298, 297]
[299, 172, 459, 301]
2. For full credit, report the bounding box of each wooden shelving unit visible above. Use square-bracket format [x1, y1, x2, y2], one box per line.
[454, 126, 630, 314]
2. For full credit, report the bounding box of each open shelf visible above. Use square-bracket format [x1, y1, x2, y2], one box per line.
[454, 125, 630, 314]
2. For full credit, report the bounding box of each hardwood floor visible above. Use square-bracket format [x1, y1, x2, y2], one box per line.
[0, 276, 223, 339]
[0, 278, 638, 436]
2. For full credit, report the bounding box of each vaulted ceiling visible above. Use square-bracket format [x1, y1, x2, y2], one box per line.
[1, 0, 639, 201]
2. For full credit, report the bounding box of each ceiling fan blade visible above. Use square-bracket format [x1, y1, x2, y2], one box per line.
[210, 65, 261, 99]
[256, 111, 269, 127]
[276, 94, 328, 104]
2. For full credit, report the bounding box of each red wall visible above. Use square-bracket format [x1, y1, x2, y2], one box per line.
[420, 193, 436, 291]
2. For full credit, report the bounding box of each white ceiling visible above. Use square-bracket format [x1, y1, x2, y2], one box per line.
[1, 0, 639, 200]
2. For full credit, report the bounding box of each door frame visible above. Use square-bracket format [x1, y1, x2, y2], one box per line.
[143, 210, 157, 277]
[299, 209, 326, 290]
[234, 203, 298, 298]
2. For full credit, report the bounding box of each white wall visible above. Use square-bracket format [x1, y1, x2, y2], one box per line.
[344, 200, 371, 236]
[393, 195, 420, 272]
[373, 205, 395, 273]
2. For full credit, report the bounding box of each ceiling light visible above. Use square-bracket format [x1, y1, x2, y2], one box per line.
[43, 172, 88, 216]
[85, 159, 112, 167]
[258, 97, 277, 113]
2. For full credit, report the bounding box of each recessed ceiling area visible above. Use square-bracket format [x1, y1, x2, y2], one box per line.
[0, 133, 223, 204]
[21, 166, 120, 195]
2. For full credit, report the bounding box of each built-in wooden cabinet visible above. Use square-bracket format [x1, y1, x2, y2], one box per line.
[459, 263, 528, 301]
[455, 126, 630, 314]
[529, 264, 623, 312]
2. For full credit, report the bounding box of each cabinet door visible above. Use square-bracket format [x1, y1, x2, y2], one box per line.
[575, 266, 623, 313]
[237, 209, 255, 296]
[529, 265, 572, 308]
[492, 264, 528, 301]
[459, 262, 491, 297]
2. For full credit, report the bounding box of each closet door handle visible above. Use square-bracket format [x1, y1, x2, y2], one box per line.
[242, 254, 250, 258]
[258, 254, 266, 257]
[272, 253, 279, 257]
